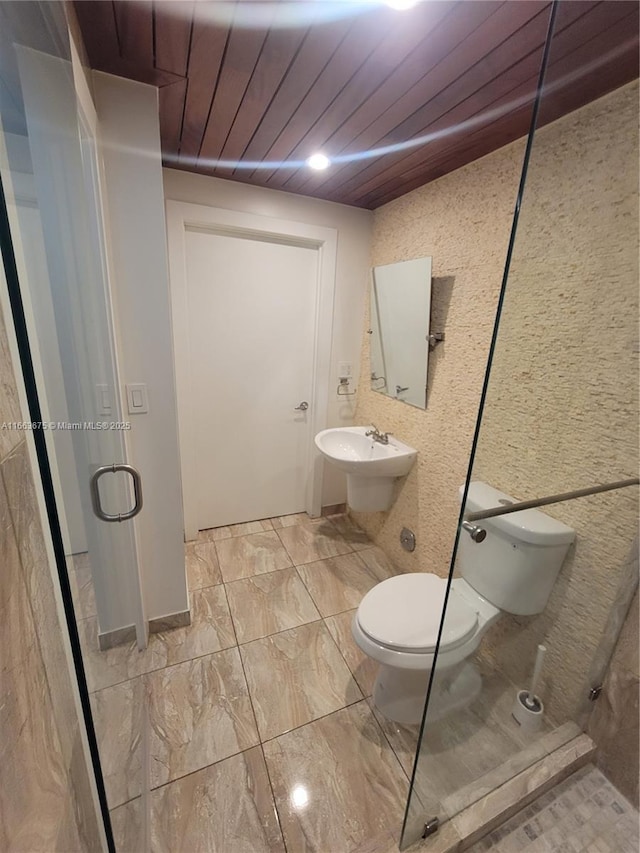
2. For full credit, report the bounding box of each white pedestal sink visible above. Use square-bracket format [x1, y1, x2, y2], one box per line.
[315, 427, 417, 512]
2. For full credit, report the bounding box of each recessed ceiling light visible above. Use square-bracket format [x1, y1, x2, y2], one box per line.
[385, 0, 418, 9]
[307, 152, 330, 171]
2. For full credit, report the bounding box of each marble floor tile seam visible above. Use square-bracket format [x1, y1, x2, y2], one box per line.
[271, 524, 370, 567]
[225, 604, 324, 646]
[84, 632, 245, 696]
[323, 612, 377, 698]
[251, 689, 367, 748]
[257, 741, 291, 853]
[233, 618, 277, 752]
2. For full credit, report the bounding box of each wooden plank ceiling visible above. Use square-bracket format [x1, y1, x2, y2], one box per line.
[74, 0, 639, 209]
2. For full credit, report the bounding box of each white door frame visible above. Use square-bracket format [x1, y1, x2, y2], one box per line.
[166, 200, 338, 541]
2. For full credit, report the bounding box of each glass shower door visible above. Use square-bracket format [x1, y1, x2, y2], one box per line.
[0, 2, 146, 649]
[399, 0, 639, 847]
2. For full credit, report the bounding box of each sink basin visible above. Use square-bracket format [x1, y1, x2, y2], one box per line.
[315, 427, 417, 511]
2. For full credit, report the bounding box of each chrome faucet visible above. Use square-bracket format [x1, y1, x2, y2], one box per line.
[365, 424, 390, 445]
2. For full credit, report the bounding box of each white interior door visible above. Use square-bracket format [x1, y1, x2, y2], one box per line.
[185, 229, 318, 530]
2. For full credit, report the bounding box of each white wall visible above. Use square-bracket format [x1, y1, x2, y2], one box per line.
[94, 74, 188, 622]
[163, 169, 373, 506]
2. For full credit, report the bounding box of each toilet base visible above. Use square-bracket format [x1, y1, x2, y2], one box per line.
[373, 661, 483, 725]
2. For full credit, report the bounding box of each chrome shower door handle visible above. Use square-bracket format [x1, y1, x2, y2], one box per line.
[294, 401, 309, 411]
[90, 463, 144, 522]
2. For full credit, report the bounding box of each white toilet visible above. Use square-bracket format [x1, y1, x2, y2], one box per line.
[352, 481, 575, 724]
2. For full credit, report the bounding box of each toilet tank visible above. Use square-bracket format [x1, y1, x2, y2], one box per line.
[457, 482, 575, 616]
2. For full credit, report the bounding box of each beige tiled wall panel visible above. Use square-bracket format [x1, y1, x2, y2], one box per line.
[354, 81, 639, 725]
[0, 301, 101, 848]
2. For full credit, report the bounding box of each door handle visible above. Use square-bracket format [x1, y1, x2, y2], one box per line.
[90, 463, 143, 522]
[294, 401, 309, 411]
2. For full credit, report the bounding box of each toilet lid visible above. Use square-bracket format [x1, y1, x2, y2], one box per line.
[358, 574, 477, 652]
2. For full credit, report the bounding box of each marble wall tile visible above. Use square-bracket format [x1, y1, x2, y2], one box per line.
[147, 647, 259, 787]
[276, 519, 354, 565]
[325, 608, 379, 696]
[226, 567, 321, 644]
[588, 662, 639, 808]
[216, 530, 292, 582]
[150, 747, 285, 853]
[2, 442, 80, 763]
[185, 539, 222, 590]
[240, 620, 362, 740]
[111, 797, 143, 853]
[90, 676, 143, 808]
[295, 551, 395, 617]
[0, 310, 23, 462]
[199, 518, 274, 541]
[0, 476, 72, 850]
[263, 701, 409, 853]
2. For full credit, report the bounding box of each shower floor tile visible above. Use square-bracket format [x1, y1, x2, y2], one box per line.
[239, 620, 362, 741]
[262, 700, 408, 853]
[226, 567, 321, 644]
[215, 530, 293, 582]
[467, 765, 639, 853]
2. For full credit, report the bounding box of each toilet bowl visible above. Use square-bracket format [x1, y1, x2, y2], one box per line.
[352, 574, 500, 724]
[352, 480, 575, 725]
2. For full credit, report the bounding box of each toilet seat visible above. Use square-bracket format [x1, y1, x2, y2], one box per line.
[357, 573, 478, 654]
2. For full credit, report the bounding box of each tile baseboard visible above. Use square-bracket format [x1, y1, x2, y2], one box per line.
[97, 609, 192, 650]
[322, 503, 347, 516]
[98, 624, 136, 651]
[149, 609, 191, 633]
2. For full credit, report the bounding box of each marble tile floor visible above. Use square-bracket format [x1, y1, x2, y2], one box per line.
[69, 514, 564, 852]
[467, 764, 639, 853]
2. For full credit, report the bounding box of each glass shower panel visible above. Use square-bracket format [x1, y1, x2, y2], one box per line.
[0, 2, 147, 844]
[401, 0, 638, 847]
[0, 1, 144, 643]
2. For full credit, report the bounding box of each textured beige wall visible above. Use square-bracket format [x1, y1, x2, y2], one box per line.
[354, 133, 526, 576]
[354, 81, 639, 725]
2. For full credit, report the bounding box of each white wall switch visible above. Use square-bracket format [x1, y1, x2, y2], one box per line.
[95, 384, 112, 416]
[126, 383, 149, 414]
[338, 361, 352, 378]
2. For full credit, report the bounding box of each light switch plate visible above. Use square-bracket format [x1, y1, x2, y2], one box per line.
[126, 383, 149, 414]
[95, 384, 112, 416]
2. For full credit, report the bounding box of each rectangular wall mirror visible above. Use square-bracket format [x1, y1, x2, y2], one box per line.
[370, 256, 433, 409]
